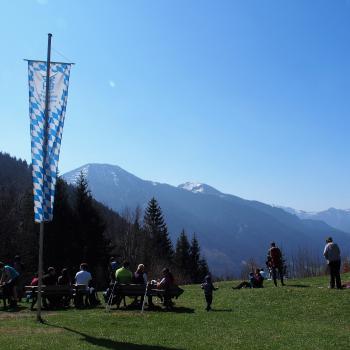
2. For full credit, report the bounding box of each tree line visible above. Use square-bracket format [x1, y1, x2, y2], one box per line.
[0, 152, 209, 286]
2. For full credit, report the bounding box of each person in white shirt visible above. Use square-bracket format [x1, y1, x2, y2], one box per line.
[75, 263, 100, 307]
[75, 263, 92, 288]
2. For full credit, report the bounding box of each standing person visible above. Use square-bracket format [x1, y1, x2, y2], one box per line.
[0, 262, 19, 308]
[323, 237, 342, 289]
[267, 242, 285, 286]
[201, 274, 217, 311]
[13, 255, 25, 302]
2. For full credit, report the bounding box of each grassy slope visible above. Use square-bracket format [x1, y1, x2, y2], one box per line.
[1, 274, 349, 350]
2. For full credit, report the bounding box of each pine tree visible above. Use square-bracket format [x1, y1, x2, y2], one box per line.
[143, 197, 173, 264]
[189, 234, 201, 283]
[174, 229, 191, 277]
[44, 178, 77, 271]
[74, 172, 110, 273]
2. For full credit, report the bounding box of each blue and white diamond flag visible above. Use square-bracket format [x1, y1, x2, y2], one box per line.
[28, 60, 72, 223]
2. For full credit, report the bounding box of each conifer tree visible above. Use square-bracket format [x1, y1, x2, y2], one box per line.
[143, 197, 173, 264]
[74, 172, 110, 272]
[189, 234, 201, 282]
[44, 178, 77, 270]
[174, 229, 191, 276]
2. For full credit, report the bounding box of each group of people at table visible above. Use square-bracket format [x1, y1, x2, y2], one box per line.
[0, 257, 175, 309]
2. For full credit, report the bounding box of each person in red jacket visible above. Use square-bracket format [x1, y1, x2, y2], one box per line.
[267, 242, 285, 286]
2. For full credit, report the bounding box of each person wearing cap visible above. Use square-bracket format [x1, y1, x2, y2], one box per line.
[323, 237, 342, 289]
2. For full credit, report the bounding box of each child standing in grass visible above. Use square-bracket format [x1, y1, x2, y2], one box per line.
[201, 274, 217, 311]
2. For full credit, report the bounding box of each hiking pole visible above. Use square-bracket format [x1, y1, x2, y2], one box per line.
[105, 281, 117, 312]
[141, 282, 149, 313]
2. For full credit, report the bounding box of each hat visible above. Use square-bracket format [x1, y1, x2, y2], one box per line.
[326, 237, 333, 243]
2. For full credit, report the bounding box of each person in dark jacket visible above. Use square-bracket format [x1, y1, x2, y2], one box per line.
[267, 242, 285, 286]
[323, 237, 342, 289]
[201, 274, 217, 311]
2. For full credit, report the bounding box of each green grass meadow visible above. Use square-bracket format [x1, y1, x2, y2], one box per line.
[1, 274, 349, 350]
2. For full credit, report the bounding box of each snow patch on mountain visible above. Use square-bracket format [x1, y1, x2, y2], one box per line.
[178, 182, 222, 196]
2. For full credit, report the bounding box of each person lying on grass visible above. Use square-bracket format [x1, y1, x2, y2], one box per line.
[233, 269, 264, 289]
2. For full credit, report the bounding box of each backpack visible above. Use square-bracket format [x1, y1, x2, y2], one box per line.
[269, 247, 282, 266]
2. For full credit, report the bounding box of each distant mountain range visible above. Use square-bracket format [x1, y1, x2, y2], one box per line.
[278, 207, 350, 234]
[62, 164, 350, 275]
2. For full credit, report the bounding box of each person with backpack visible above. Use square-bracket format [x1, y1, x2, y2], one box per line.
[323, 237, 342, 289]
[267, 242, 285, 286]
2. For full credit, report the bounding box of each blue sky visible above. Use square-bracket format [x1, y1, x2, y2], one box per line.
[0, 0, 349, 211]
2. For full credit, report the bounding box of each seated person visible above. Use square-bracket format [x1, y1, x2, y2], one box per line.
[58, 268, 71, 286]
[30, 272, 39, 286]
[157, 268, 174, 309]
[115, 261, 132, 284]
[133, 264, 147, 284]
[42, 267, 60, 308]
[58, 268, 71, 307]
[75, 263, 98, 307]
[233, 269, 264, 289]
[0, 262, 19, 307]
[251, 268, 264, 288]
[157, 268, 174, 289]
[43, 267, 57, 285]
[259, 268, 268, 280]
[132, 264, 148, 306]
[109, 257, 119, 283]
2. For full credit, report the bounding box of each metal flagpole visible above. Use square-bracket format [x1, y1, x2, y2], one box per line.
[36, 33, 52, 323]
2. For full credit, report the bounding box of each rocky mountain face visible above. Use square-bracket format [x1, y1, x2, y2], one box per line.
[63, 164, 350, 275]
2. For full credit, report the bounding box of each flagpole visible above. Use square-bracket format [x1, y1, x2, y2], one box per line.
[36, 33, 52, 323]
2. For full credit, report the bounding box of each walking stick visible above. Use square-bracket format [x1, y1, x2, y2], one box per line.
[141, 282, 149, 313]
[105, 281, 117, 312]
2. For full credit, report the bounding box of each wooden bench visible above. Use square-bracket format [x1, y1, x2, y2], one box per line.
[25, 285, 73, 309]
[25, 284, 93, 309]
[111, 283, 184, 309]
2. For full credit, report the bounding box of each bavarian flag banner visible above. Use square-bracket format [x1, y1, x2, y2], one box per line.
[28, 60, 72, 223]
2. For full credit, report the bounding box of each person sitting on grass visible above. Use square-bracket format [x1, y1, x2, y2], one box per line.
[201, 274, 218, 311]
[115, 261, 133, 284]
[0, 261, 19, 308]
[233, 269, 264, 289]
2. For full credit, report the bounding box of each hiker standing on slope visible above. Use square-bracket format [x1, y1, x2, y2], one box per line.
[267, 242, 285, 287]
[323, 237, 342, 289]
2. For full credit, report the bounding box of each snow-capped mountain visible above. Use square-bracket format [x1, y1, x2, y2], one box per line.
[63, 164, 350, 275]
[279, 206, 350, 234]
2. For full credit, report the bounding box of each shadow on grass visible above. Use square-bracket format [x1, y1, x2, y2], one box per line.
[115, 305, 195, 314]
[44, 323, 182, 350]
[210, 309, 233, 312]
[1, 305, 27, 312]
[286, 284, 310, 288]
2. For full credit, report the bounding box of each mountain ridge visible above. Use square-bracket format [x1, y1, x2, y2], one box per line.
[62, 163, 350, 275]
